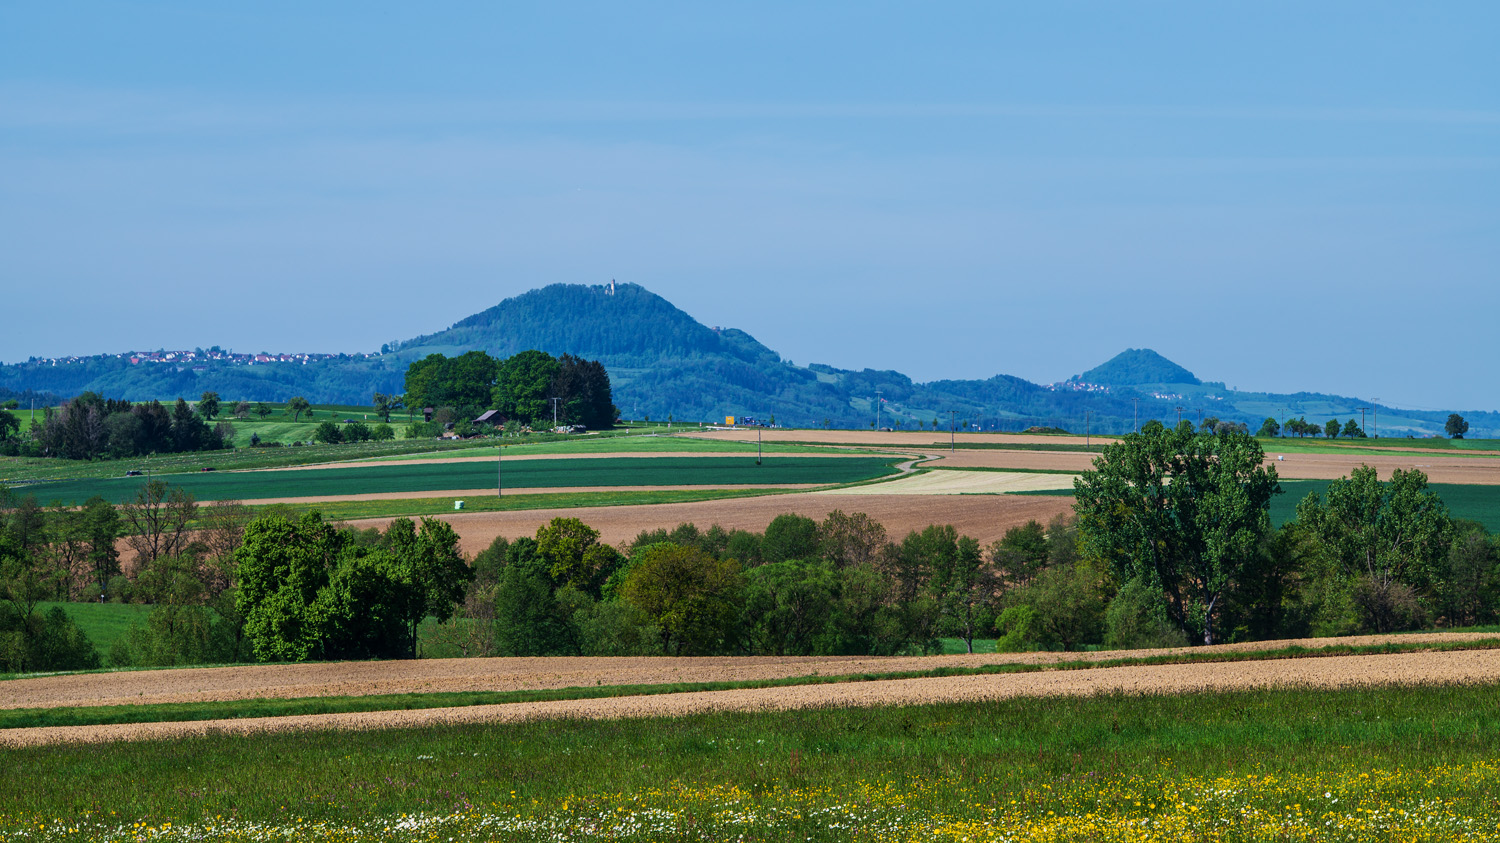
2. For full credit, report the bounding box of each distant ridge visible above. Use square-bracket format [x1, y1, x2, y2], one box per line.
[1074, 348, 1200, 386]
[0, 283, 1494, 436]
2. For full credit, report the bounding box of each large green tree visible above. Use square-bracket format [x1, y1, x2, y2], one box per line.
[1295, 466, 1453, 632]
[404, 351, 500, 418]
[235, 512, 348, 662]
[378, 517, 473, 656]
[620, 544, 743, 655]
[535, 517, 622, 598]
[494, 350, 560, 426]
[1073, 421, 1281, 645]
[1446, 414, 1469, 439]
[742, 559, 837, 655]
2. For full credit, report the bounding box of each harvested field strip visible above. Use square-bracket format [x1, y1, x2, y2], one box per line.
[822, 469, 1076, 495]
[5, 683, 1500, 843]
[22, 456, 898, 505]
[6, 631, 1491, 706]
[5, 639, 1499, 735]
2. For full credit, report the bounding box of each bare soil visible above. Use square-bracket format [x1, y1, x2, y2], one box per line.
[2, 635, 1496, 747]
[344, 492, 1077, 555]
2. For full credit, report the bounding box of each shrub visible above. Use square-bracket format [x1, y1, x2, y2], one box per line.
[1104, 578, 1187, 650]
[343, 421, 372, 443]
[313, 421, 343, 444]
[0, 606, 102, 673]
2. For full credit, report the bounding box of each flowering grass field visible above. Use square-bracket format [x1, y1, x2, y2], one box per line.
[4, 682, 1500, 841]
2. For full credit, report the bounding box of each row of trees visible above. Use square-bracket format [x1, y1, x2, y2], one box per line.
[1260, 416, 1366, 438]
[402, 350, 616, 430]
[17, 393, 233, 460]
[437, 511, 1038, 658]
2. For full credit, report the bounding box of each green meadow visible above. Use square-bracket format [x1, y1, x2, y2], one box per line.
[4, 682, 1499, 841]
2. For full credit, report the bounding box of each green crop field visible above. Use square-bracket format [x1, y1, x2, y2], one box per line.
[1256, 437, 1500, 458]
[1271, 480, 1500, 530]
[1015, 480, 1500, 532]
[18, 456, 898, 505]
[357, 435, 860, 460]
[4, 682, 1499, 841]
[1259, 435, 1500, 452]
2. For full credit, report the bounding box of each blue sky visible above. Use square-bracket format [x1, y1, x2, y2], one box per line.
[2, 2, 1496, 410]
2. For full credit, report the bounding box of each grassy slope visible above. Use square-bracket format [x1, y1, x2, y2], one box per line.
[36, 601, 150, 652]
[18, 456, 897, 505]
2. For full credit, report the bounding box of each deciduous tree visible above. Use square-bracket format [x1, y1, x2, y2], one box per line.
[1295, 466, 1452, 632]
[620, 544, 743, 655]
[121, 480, 198, 568]
[1073, 421, 1280, 645]
[286, 397, 311, 422]
[1446, 414, 1469, 439]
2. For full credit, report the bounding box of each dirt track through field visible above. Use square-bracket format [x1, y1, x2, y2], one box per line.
[3, 639, 1497, 747]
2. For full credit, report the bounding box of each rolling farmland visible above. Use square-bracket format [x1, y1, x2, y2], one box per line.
[18, 455, 899, 504]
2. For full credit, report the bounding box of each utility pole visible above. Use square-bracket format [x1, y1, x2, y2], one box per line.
[1372, 398, 1379, 439]
[1085, 409, 1092, 449]
[549, 397, 561, 430]
[756, 424, 762, 465]
[1356, 406, 1370, 437]
[1132, 398, 1140, 433]
[949, 410, 956, 451]
[875, 389, 882, 431]
[1175, 405, 1184, 427]
[497, 442, 502, 498]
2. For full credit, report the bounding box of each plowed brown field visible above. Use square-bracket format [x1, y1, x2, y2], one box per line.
[3, 635, 1497, 747]
[345, 491, 1076, 555]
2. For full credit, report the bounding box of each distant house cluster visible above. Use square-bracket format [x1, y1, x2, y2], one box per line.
[24, 348, 383, 368]
[1048, 381, 1111, 393]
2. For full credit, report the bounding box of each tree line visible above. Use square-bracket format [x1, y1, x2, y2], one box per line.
[3, 428, 1495, 672]
[5, 392, 233, 459]
[401, 349, 616, 433]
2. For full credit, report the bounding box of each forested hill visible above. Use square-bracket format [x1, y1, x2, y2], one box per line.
[1074, 348, 1201, 386]
[2, 282, 1496, 435]
[395, 282, 778, 367]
